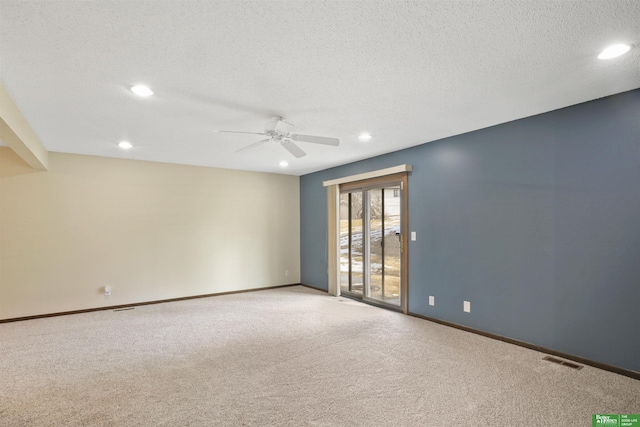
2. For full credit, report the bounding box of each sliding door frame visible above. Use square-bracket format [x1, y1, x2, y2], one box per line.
[339, 172, 409, 314]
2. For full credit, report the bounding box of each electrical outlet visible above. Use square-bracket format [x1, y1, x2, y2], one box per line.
[285, 270, 290, 277]
[464, 301, 471, 313]
[429, 296, 435, 306]
[411, 231, 417, 241]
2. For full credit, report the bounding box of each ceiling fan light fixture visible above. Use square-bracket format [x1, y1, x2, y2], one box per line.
[223, 118, 338, 159]
[597, 44, 631, 59]
[130, 84, 154, 97]
[358, 133, 372, 142]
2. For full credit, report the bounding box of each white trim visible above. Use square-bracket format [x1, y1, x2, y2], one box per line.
[322, 164, 412, 187]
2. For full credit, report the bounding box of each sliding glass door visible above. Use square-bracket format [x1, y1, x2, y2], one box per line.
[340, 192, 363, 295]
[366, 185, 402, 306]
[340, 174, 408, 311]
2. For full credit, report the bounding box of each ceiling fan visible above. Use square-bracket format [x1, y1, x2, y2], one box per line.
[216, 117, 340, 158]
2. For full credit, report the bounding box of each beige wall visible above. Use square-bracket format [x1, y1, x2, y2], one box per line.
[0, 149, 300, 319]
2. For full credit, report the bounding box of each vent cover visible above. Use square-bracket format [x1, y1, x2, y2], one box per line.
[543, 356, 583, 370]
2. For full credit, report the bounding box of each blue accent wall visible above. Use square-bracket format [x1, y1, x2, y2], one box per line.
[300, 89, 640, 373]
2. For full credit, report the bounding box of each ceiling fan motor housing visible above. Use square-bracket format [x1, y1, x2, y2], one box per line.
[265, 117, 294, 136]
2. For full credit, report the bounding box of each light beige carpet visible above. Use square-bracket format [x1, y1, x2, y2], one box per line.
[1, 285, 638, 426]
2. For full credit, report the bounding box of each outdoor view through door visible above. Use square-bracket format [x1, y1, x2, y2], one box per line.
[339, 173, 408, 311]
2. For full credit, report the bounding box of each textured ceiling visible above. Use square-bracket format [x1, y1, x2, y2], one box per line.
[1, 1, 639, 175]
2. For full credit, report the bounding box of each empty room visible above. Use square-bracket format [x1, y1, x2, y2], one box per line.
[1, 1, 639, 426]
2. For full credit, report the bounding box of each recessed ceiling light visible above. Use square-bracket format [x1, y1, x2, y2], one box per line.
[597, 44, 631, 60]
[279, 161, 289, 168]
[118, 141, 133, 149]
[358, 133, 372, 142]
[130, 84, 154, 97]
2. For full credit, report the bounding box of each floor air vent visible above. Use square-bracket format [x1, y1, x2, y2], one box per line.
[543, 356, 583, 370]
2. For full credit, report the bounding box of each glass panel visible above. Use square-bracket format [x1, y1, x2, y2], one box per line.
[339, 193, 350, 294]
[382, 186, 401, 306]
[350, 191, 363, 294]
[341, 184, 401, 305]
[368, 188, 383, 301]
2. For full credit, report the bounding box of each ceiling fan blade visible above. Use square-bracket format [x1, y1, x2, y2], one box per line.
[291, 134, 340, 146]
[216, 130, 266, 136]
[281, 140, 306, 158]
[235, 138, 270, 153]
